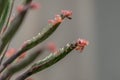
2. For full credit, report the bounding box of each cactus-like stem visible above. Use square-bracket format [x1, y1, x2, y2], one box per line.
[0, 0, 14, 33]
[0, 0, 32, 57]
[15, 40, 81, 80]
[0, 1, 14, 64]
[0, 0, 88, 79]
[0, 13, 70, 73]
[0, 0, 14, 63]
[0, 47, 44, 80]
[15, 38, 88, 80]
[0, 43, 10, 65]
[0, 0, 33, 66]
[0, 0, 9, 19]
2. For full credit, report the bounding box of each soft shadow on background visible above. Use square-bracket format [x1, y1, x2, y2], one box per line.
[9, 0, 120, 80]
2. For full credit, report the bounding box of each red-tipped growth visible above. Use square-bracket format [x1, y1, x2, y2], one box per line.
[5, 48, 16, 58]
[48, 10, 72, 25]
[61, 10, 72, 17]
[47, 42, 57, 53]
[75, 39, 89, 52]
[17, 5, 25, 13]
[48, 14, 62, 25]
[61, 10, 72, 19]
[17, 2, 40, 13]
[5, 48, 26, 62]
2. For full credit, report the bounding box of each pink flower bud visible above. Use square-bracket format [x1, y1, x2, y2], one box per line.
[5, 48, 16, 58]
[47, 42, 57, 53]
[75, 39, 89, 52]
[61, 10, 72, 17]
[54, 15, 62, 23]
[48, 15, 62, 25]
[17, 5, 25, 13]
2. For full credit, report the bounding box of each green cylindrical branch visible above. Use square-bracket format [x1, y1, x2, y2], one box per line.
[0, 0, 14, 65]
[0, 43, 10, 65]
[15, 42, 77, 80]
[0, 47, 44, 80]
[0, 0, 14, 32]
[20, 14, 67, 52]
[22, 23, 61, 51]
[0, 13, 70, 73]
[0, 0, 31, 33]
[15, 38, 88, 80]
[0, 0, 9, 19]
[0, 0, 32, 55]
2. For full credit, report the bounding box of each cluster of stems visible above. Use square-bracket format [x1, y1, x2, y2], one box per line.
[0, 0, 88, 80]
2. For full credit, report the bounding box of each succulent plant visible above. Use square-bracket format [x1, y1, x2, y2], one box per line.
[0, 0, 88, 80]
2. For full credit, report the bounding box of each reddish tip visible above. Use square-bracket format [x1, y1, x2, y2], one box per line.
[75, 39, 89, 52]
[47, 42, 57, 53]
[61, 10, 72, 17]
[17, 5, 25, 13]
[48, 14, 62, 25]
[54, 15, 62, 23]
[5, 48, 16, 58]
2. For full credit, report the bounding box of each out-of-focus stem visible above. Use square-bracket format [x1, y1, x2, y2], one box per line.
[0, 47, 44, 80]
[0, 0, 32, 56]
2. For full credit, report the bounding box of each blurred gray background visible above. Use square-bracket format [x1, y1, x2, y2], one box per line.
[9, 0, 120, 80]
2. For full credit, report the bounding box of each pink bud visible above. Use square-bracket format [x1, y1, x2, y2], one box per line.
[5, 48, 16, 58]
[17, 5, 25, 13]
[54, 15, 62, 23]
[61, 10, 72, 17]
[47, 42, 57, 53]
[48, 15, 62, 25]
[75, 39, 89, 52]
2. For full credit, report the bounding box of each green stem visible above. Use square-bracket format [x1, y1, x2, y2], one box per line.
[0, 0, 14, 66]
[0, 14, 67, 73]
[0, 47, 44, 80]
[15, 42, 77, 80]
[0, 0, 14, 33]
[0, 0, 9, 20]
[0, 0, 32, 56]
